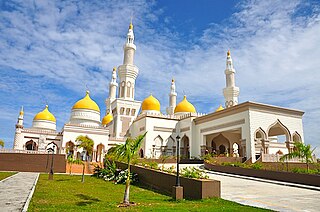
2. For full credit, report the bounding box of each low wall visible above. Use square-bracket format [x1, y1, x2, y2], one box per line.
[0, 153, 66, 173]
[207, 157, 245, 164]
[115, 161, 220, 199]
[204, 162, 320, 187]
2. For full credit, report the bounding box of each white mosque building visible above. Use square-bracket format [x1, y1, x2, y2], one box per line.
[13, 22, 305, 163]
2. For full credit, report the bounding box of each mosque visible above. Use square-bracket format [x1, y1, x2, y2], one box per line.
[13, 22, 305, 162]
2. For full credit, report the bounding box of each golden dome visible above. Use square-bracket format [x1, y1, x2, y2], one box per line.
[216, 105, 224, 112]
[33, 105, 56, 122]
[72, 91, 100, 112]
[142, 95, 161, 111]
[174, 96, 196, 113]
[129, 22, 133, 30]
[102, 113, 113, 125]
[227, 50, 231, 57]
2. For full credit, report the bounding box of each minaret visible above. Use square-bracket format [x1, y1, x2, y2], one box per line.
[223, 50, 240, 108]
[105, 21, 142, 139]
[14, 106, 24, 149]
[16, 106, 24, 127]
[166, 79, 177, 115]
[118, 21, 139, 100]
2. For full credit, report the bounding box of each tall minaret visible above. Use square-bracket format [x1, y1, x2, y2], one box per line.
[223, 50, 240, 108]
[14, 106, 24, 149]
[106, 21, 142, 139]
[166, 79, 177, 115]
[117, 21, 139, 100]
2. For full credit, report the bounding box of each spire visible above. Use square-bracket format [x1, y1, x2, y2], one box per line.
[126, 20, 134, 44]
[16, 106, 24, 128]
[109, 67, 118, 99]
[223, 50, 240, 108]
[19, 106, 24, 116]
[129, 18, 133, 30]
[170, 78, 176, 95]
[166, 78, 177, 115]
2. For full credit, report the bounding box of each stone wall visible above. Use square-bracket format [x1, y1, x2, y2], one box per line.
[0, 153, 66, 173]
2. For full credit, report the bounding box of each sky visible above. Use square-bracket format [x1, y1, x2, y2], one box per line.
[0, 0, 320, 156]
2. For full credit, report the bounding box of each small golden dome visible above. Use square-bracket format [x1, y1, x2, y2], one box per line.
[227, 50, 231, 57]
[72, 91, 100, 112]
[174, 96, 196, 113]
[142, 95, 161, 111]
[172, 78, 174, 83]
[216, 105, 224, 112]
[113, 67, 116, 71]
[33, 105, 56, 122]
[102, 113, 113, 125]
[129, 22, 133, 30]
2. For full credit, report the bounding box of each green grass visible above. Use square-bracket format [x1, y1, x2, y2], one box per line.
[29, 174, 270, 211]
[0, 171, 17, 181]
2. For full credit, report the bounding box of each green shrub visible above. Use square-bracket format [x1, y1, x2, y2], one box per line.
[292, 167, 320, 175]
[250, 163, 263, 170]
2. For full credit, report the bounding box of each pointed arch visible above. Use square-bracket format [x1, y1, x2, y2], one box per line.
[254, 127, 267, 140]
[166, 136, 175, 148]
[267, 119, 291, 141]
[154, 135, 163, 147]
[46, 141, 59, 153]
[25, 140, 37, 151]
[292, 132, 302, 142]
[96, 143, 105, 162]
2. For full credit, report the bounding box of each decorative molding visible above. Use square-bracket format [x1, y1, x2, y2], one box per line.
[154, 126, 174, 132]
[200, 119, 245, 133]
[180, 127, 190, 132]
[195, 101, 304, 125]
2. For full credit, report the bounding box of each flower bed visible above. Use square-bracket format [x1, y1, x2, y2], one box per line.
[204, 161, 320, 187]
[114, 161, 221, 199]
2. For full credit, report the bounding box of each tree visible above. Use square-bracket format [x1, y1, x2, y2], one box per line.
[110, 132, 146, 206]
[76, 135, 94, 182]
[0, 139, 4, 148]
[280, 141, 316, 171]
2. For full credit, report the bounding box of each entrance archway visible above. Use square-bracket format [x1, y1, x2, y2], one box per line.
[219, 145, 226, 154]
[181, 135, 190, 159]
[96, 144, 105, 162]
[25, 140, 37, 151]
[66, 141, 75, 158]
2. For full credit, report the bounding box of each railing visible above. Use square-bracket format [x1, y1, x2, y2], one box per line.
[0, 149, 49, 154]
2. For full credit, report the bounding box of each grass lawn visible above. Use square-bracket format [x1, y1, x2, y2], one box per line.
[0, 171, 17, 181]
[29, 174, 270, 211]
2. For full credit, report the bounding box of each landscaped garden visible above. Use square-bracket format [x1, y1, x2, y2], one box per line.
[0, 171, 16, 180]
[28, 174, 270, 211]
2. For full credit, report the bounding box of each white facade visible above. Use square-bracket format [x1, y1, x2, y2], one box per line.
[13, 23, 305, 163]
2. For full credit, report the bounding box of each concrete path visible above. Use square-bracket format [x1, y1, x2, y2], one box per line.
[164, 163, 320, 211]
[0, 172, 39, 211]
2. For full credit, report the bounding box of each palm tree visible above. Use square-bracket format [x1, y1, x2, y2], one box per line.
[280, 141, 316, 171]
[0, 139, 4, 148]
[76, 135, 94, 182]
[110, 132, 146, 205]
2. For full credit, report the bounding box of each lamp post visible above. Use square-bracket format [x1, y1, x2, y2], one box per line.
[172, 135, 183, 200]
[48, 146, 55, 180]
[176, 135, 181, 186]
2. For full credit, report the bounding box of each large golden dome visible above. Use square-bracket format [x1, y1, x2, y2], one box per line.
[174, 96, 196, 113]
[102, 113, 113, 126]
[33, 105, 56, 122]
[72, 91, 100, 112]
[141, 95, 161, 111]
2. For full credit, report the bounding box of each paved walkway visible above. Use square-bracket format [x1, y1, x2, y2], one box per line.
[0, 172, 39, 211]
[165, 163, 320, 211]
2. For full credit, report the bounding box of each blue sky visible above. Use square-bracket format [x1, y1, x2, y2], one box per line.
[0, 0, 320, 156]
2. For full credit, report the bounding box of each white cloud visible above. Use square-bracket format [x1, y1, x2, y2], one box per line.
[0, 0, 319, 157]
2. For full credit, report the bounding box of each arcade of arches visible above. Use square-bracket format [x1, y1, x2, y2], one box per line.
[254, 120, 302, 158]
[205, 130, 242, 157]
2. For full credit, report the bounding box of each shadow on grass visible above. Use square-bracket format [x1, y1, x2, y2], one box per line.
[55, 179, 71, 182]
[134, 183, 171, 197]
[75, 194, 101, 206]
